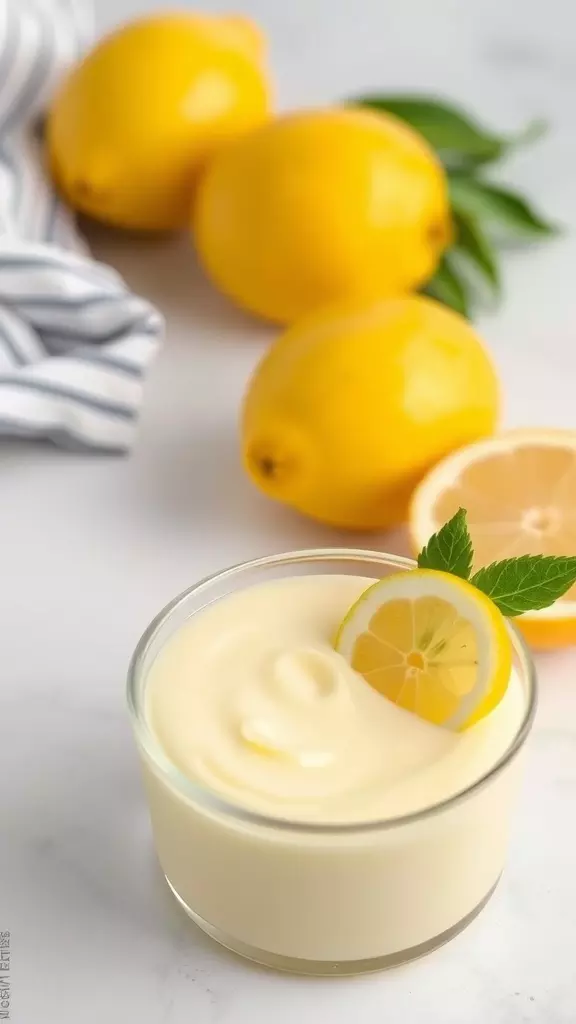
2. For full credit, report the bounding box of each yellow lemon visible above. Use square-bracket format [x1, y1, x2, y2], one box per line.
[47, 13, 272, 231]
[335, 569, 512, 730]
[410, 429, 576, 649]
[193, 107, 450, 323]
[242, 295, 500, 530]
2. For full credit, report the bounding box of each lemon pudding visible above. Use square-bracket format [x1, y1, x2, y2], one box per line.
[128, 552, 535, 974]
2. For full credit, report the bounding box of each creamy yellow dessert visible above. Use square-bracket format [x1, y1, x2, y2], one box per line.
[147, 575, 523, 822]
[138, 572, 530, 967]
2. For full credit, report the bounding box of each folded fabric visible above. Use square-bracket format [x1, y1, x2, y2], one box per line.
[0, 0, 163, 452]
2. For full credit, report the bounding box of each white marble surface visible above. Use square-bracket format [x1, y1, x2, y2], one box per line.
[3, 0, 576, 1020]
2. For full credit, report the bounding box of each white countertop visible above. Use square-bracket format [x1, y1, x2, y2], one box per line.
[3, 0, 576, 1020]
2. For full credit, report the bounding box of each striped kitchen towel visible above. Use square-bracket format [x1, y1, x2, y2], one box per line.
[0, 0, 163, 452]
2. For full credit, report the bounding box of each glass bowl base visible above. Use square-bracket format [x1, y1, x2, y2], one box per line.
[165, 874, 500, 977]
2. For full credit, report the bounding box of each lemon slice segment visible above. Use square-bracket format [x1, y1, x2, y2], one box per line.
[336, 569, 512, 730]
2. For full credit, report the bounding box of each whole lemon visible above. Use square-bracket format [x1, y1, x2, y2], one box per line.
[47, 14, 271, 231]
[194, 108, 450, 323]
[242, 296, 499, 530]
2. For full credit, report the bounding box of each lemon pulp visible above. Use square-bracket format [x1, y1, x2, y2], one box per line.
[336, 569, 512, 731]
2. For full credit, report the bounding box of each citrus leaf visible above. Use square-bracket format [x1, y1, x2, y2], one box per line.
[423, 257, 470, 317]
[417, 508, 473, 580]
[512, 118, 548, 149]
[449, 175, 558, 237]
[352, 95, 505, 168]
[471, 555, 576, 616]
[454, 210, 501, 295]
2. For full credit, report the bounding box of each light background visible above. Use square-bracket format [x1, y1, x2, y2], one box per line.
[3, 1, 576, 1020]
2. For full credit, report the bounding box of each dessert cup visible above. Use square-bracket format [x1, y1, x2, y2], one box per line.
[127, 550, 536, 975]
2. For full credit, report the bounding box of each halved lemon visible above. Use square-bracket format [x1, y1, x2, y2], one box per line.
[336, 569, 512, 730]
[411, 429, 576, 649]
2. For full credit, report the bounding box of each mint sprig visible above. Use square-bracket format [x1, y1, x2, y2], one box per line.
[417, 507, 473, 580]
[418, 509, 576, 616]
[471, 556, 576, 616]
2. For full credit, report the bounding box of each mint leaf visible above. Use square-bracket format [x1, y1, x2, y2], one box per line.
[471, 555, 576, 616]
[417, 508, 473, 579]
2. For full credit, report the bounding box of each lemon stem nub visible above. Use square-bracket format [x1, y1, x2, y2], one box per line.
[259, 455, 278, 479]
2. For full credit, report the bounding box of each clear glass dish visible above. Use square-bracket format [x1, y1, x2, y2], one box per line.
[127, 549, 537, 976]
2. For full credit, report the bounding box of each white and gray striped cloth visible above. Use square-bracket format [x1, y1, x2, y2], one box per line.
[0, 0, 163, 452]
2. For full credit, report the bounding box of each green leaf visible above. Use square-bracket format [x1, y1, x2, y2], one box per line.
[424, 217, 501, 316]
[512, 118, 548, 149]
[349, 92, 558, 318]
[416, 510, 576, 617]
[453, 210, 501, 295]
[449, 175, 558, 238]
[423, 256, 470, 317]
[471, 555, 576, 616]
[417, 508, 474, 580]
[352, 95, 505, 168]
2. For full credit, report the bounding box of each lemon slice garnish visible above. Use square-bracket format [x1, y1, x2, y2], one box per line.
[336, 569, 512, 730]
